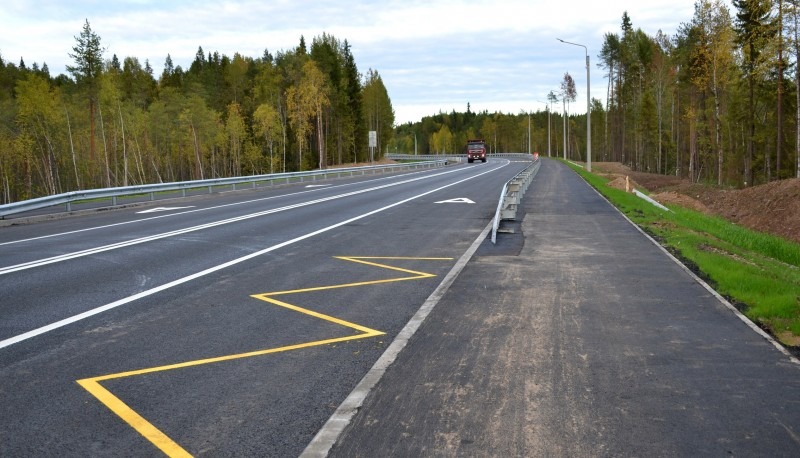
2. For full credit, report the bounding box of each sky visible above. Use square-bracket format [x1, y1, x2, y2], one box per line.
[1, 0, 702, 124]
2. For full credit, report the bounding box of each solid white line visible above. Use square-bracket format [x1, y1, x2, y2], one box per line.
[0, 166, 462, 247]
[300, 220, 494, 458]
[0, 164, 504, 350]
[0, 166, 493, 276]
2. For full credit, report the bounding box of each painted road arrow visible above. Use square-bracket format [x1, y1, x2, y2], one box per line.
[434, 198, 475, 204]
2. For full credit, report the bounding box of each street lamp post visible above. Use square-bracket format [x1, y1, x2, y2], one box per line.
[557, 38, 591, 172]
[562, 94, 567, 161]
[546, 101, 551, 157]
[537, 99, 552, 157]
[528, 111, 531, 155]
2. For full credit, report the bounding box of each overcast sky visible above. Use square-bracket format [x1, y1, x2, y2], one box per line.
[2, 1, 703, 124]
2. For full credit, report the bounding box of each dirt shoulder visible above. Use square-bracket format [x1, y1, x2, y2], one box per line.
[592, 162, 800, 245]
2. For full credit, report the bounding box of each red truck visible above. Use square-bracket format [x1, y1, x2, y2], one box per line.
[465, 139, 487, 163]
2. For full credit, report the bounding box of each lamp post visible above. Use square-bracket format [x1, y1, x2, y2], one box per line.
[527, 111, 531, 155]
[557, 38, 591, 172]
[537, 99, 551, 157]
[548, 94, 556, 157]
[562, 92, 567, 161]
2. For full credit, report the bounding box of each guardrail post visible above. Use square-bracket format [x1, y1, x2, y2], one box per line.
[150, 192, 154, 201]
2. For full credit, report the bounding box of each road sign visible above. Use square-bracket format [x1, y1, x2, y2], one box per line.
[369, 131, 377, 148]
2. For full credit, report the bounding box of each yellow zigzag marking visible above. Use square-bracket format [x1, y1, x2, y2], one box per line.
[77, 256, 451, 457]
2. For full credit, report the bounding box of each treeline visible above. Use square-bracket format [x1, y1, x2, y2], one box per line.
[598, 1, 800, 185]
[394, 105, 553, 156]
[0, 20, 394, 203]
[396, 1, 800, 187]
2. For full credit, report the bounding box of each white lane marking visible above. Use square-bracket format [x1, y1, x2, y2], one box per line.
[136, 206, 195, 214]
[435, 198, 475, 204]
[0, 165, 504, 276]
[0, 163, 506, 349]
[305, 184, 331, 188]
[0, 166, 467, 247]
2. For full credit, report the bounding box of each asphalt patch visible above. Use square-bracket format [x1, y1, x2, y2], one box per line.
[477, 200, 527, 257]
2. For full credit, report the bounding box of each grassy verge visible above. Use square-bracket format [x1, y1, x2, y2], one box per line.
[565, 161, 800, 346]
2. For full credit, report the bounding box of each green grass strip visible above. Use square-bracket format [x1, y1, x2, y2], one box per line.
[564, 160, 800, 345]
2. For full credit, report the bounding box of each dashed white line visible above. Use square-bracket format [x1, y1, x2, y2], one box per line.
[0, 163, 506, 349]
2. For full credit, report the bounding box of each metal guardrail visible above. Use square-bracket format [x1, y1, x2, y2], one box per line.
[386, 153, 533, 161]
[491, 158, 541, 244]
[0, 160, 448, 219]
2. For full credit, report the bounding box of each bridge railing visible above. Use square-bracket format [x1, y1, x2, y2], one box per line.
[0, 160, 448, 219]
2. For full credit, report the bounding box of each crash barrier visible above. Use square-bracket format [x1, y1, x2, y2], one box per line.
[0, 160, 448, 219]
[491, 157, 541, 244]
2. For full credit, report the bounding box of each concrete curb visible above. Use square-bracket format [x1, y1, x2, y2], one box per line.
[300, 221, 495, 457]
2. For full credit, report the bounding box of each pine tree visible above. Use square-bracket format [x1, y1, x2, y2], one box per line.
[67, 19, 104, 162]
[733, 0, 773, 185]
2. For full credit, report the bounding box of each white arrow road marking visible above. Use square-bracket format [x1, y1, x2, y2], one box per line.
[0, 162, 509, 349]
[137, 206, 195, 214]
[435, 198, 475, 204]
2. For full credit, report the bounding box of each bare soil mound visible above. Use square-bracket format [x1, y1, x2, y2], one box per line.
[706, 179, 800, 244]
[652, 191, 710, 214]
[592, 162, 800, 244]
[606, 176, 641, 192]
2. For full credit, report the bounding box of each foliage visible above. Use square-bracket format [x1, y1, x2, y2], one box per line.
[395, 3, 800, 187]
[0, 22, 391, 203]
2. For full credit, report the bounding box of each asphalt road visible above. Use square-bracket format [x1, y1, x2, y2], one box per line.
[327, 158, 800, 457]
[0, 159, 529, 457]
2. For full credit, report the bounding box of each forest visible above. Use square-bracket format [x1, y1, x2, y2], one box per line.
[4, 1, 800, 205]
[0, 21, 394, 203]
[393, 0, 800, 187]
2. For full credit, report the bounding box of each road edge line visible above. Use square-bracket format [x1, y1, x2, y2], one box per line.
[573, 165, 800, 365]
[300, 221, 494, 457]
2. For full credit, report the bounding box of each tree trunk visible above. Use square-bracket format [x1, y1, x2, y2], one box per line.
[90, 98, 96, 163]
[712, 57, 723, 186]
[746, 44, 755, 186]
[65, 106, 80, 190]
[777, 0, 784, 179]
[317, 107, 325, 169]
[796, 3, 800, 179]
[98, 105, 110, 187]
[190, 121, 203, 180]
[119, 103, 128, 186]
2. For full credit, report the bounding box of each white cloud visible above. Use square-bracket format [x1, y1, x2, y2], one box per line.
[1, 0, 700, 124]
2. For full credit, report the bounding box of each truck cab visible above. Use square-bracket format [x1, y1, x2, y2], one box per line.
[465, 139, 487, 163]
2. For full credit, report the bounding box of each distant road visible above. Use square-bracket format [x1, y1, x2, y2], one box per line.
[0, 159, 528, 456]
